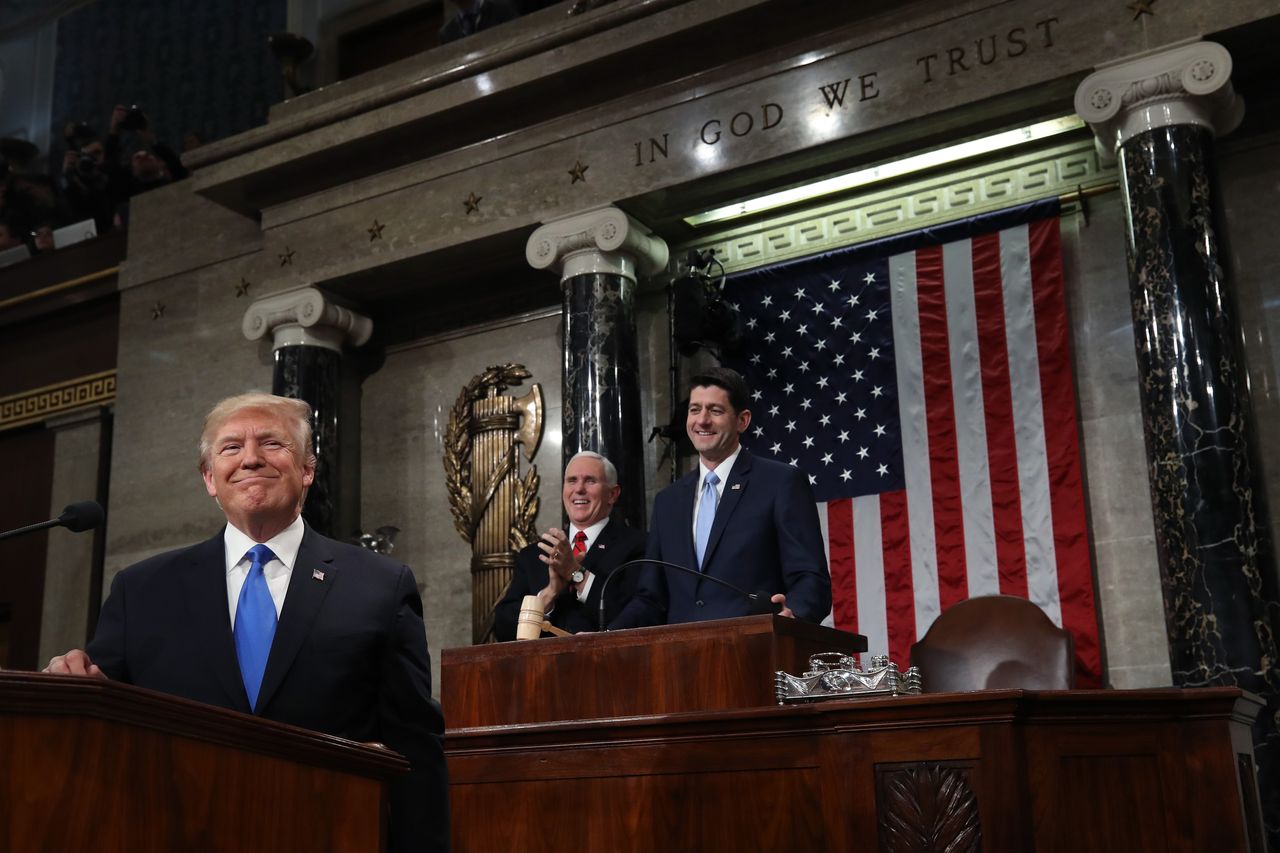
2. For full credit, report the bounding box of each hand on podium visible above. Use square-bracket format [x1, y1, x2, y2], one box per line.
[772, 593, 794, 619]
[43, 649, 106, 678]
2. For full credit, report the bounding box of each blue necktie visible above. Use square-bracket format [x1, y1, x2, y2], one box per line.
[695, 471, 720, 568]
[235, 544, 278, 711]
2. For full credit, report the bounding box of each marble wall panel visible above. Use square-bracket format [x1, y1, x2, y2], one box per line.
[636, 286, 677, 516]
[1092, 535, 1172, 686]
[360, 310, 562, 688]
[1059, 196, 1142, 423]
[1061, 193, 1171, 686]
[106, 253, 275, 588]
[122, 180, 265, 291]
[38, 412, 103, 665]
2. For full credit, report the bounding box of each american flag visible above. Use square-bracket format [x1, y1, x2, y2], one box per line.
[722, 201, 1101, 686]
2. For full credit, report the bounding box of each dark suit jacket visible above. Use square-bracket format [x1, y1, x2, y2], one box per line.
[86, 526, 448, 853]
[494, 518, 647, 640]
[610, 448, 831, 629]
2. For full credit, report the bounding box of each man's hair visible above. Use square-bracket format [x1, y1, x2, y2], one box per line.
[198, 392, 315, 471]
[567, 450, 618, 489]
[688, 365, 751, 414]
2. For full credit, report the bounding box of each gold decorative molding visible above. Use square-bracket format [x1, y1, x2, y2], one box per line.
[444, 364, 544, 644]
[0, 266, 120, 312]
[0, 370, 116, 433]
[679, 136, 1119, 275]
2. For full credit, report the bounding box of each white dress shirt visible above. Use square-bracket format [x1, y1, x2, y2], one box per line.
[223, 515, 305, 624]
[571, 516, 611, 602]
[691, 445, 742, 539]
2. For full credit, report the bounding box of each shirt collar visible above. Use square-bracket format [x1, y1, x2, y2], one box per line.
[700, 445, 742, 489]
[570, 516, 611, 551]
[223, 514, 305, 574]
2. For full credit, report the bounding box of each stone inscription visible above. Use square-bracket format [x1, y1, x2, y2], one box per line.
[630, 14, 1062, 167]
[917, 17, 1059, 83]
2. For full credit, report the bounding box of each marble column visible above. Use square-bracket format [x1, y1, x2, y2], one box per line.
[527, 206, 669, 528]
[242, 285, 373, 538]
[1078, 41, 1276, 840]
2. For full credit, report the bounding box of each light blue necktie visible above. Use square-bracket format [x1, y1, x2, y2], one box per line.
[235, 544, 278, 711]
[695, 471, 720, 569]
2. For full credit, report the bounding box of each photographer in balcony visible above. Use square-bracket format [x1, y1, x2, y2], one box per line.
[60, 122, 118, 234]
[104, 104, 189, 224]
[1, 138, 67, 253]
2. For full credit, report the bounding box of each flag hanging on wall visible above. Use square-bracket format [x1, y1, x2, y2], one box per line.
[721, 199, 1101, 686]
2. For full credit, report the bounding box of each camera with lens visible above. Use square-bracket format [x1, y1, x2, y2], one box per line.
[119, 106, 149, 132]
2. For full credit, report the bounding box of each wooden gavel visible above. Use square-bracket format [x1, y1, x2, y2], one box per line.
[515, 595, 572, 640]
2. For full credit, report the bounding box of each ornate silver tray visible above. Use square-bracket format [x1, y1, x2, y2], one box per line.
[775, 653, 923, 704]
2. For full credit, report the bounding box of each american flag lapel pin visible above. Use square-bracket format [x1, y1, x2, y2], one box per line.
[731, 483, 742, 490]
[312, 568, 326, 582]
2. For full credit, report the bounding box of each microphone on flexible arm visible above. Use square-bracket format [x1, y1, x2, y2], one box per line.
[597, 558, 780, 631]
[0, 501, 105, 543]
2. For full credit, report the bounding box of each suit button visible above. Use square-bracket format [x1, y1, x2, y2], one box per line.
[696, 600, 704, 607]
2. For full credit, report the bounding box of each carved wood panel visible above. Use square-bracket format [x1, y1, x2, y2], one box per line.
[876, 761, 982, 853]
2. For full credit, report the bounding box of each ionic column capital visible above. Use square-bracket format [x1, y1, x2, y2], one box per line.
[1075, 40, 1243, 155]
[526, 205, 669, 282]
[242, 285, 372, 352]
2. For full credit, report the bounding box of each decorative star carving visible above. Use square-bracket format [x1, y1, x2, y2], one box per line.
[1127, 0, 1155, 18]
[151, 302, 165, 320]
[368, 219, 385, 241]
[278, 246, 296, 266]
[464, 192, 483, 215]
[568, 160, 589, 184]
[235, 277, 251, 298]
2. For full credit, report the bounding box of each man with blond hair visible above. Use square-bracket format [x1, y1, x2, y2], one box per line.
[46, 392, 448, 853]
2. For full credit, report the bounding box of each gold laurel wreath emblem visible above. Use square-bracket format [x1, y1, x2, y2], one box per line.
[443, 364, 540, 551]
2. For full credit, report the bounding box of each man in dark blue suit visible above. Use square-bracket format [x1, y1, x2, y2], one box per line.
[494, 451, 646, 640]
[45, 393, 448, 853]
[610, 367, 830, 629]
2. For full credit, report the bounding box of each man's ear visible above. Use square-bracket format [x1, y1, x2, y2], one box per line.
[737, 408, 752, 434]
[201, 465, 218, 498]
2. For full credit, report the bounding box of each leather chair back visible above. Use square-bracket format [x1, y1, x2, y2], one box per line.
[909, 595, 1074, 692]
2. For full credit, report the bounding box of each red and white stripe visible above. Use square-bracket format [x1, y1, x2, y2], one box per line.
[821, 217, 1100, 686]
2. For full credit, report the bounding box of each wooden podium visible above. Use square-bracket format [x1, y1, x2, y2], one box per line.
[443, 614, 866, 727]
[0, 671, 407, 853]
[442, 616, 1265, 853]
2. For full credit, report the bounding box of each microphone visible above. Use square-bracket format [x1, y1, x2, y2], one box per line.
[597, 558, 779, 631]
[0, 501, 104, 543]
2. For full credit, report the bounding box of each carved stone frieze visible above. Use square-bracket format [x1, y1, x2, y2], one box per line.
[0, 370, 117, 433]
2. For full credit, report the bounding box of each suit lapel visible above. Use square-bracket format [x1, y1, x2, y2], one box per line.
[179, 531, 250, 712]
[676, 472, 699, 569]
[702, 449, 753, 570]
[256, 526, 337, 712]
[582, 516, 621, 573]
